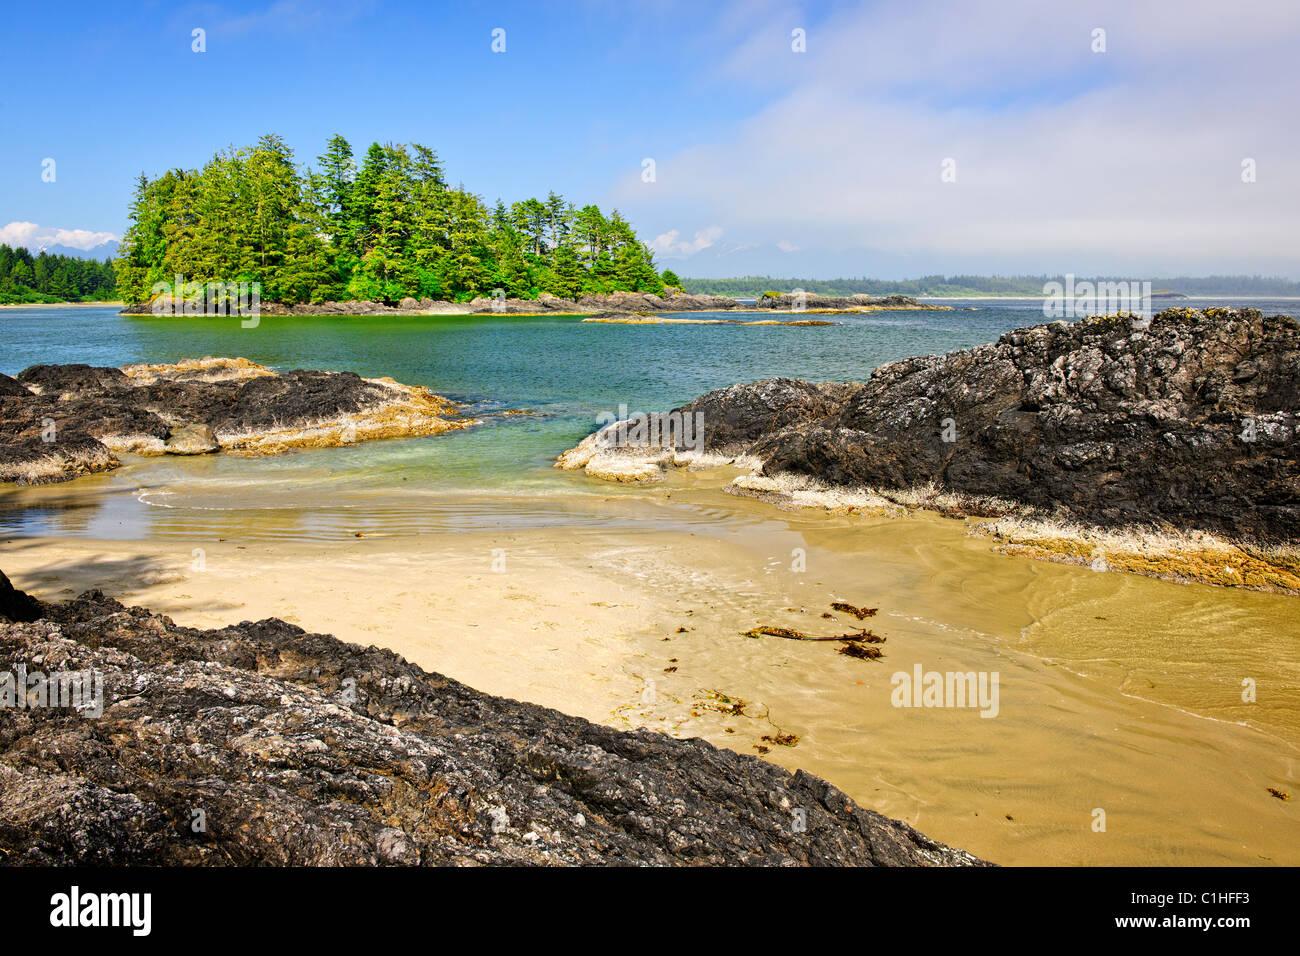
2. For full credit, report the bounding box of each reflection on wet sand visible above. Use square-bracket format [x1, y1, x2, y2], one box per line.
[2, 463, 1296, 865]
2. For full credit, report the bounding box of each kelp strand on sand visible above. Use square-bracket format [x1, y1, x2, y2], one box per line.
[744, 605, 887, 662]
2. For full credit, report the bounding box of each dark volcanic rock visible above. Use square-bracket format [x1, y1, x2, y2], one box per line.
[0, 571, 41, 623]
[214, 369, 390, 430]
[577, 308, 1299, 542]
[680, 378, 863, 449]
[467, 290, 747, 314]
[17, 363, 130, 395]
[0, 433, 120, 484]
[764, 309, 1299, 540]
[1, 359, 465, 485]
[0, 579, 985, 866]
[0, 374, 30, 398]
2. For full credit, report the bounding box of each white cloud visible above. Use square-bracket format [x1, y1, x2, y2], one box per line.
[0, 222, 119, 252]
[649, 225, 724, 258]
[776, 240, 799, 253]
[613, 0, 1300, 276]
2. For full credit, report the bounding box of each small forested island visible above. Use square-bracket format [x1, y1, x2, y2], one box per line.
[0, 246, 116, 304]
[114, 134, 678, 307]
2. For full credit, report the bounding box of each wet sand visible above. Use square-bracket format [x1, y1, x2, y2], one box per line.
[2, 467, 1296, 865]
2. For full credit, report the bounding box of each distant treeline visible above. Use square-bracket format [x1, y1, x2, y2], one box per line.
[115, 133, 676, 306]
[682, 275, 1300, 297]
[0, 245, 117, 304]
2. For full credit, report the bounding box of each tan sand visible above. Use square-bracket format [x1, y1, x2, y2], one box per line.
[3, 468, 1296, 866]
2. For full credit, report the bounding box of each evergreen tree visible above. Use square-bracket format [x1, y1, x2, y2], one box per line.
[114, 133, 666, 306]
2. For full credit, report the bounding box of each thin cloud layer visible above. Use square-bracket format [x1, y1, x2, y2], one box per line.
[650, 226, 725, 259]
[614, 0, 1300, 276]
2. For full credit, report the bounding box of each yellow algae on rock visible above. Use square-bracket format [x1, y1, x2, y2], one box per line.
[122, 356, 277, 384]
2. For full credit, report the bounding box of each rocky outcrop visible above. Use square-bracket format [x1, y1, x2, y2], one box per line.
[559, 309, 1300, 544]
[466, 291, 748, 314]
[752, 293, 950, 312]
[119, 291, 747, 317]
[119, 290, 950, 317]
[0, 572, 985, 866]
[0, 358, 474, 484]
[120, 299, 441, 317]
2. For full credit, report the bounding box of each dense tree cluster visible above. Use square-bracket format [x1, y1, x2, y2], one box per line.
[0, 246, 116, 304]
[115, 134, 672, 305]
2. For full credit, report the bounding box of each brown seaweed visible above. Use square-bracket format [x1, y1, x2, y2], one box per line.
[830, 601, 878, 619]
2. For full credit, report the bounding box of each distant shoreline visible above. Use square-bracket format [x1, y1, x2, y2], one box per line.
[0, 301, 123, 309]
[6, 295, 1300, 313]
[913, 294, 1300, 301]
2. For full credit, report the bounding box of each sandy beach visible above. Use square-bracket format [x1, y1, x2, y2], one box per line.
[5, 464, 1296, 866]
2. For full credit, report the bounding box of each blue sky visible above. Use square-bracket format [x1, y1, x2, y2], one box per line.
[3, 0, 1299, 277]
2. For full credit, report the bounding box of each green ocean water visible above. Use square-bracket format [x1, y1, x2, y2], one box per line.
[3, 299, 1297, 538]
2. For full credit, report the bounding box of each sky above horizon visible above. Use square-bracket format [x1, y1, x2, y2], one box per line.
[3, 0, 1299, 278]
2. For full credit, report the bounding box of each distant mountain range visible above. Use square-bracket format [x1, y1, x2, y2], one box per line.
[31, 240, 119, 261]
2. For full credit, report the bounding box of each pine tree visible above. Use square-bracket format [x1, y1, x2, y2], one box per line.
[113, 134, 665, 306]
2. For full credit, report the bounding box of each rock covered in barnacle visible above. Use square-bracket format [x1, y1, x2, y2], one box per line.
[0, 571, 987, 867]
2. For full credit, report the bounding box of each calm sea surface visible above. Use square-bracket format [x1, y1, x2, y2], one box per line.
[2, 298, 1297, 536]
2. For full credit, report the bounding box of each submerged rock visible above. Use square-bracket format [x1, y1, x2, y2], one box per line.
[0, 357, 475, 484]
[0, 573, 985, 866]
[560, 309, 1300, 544]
